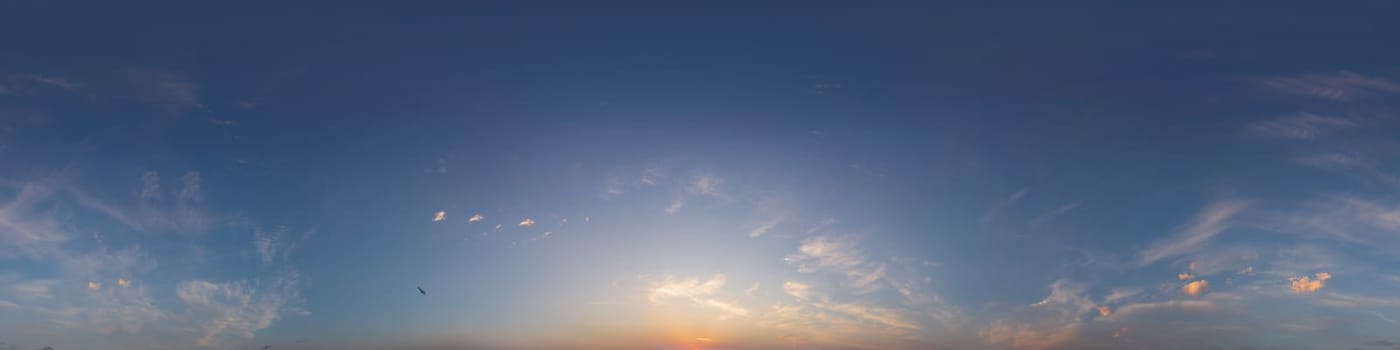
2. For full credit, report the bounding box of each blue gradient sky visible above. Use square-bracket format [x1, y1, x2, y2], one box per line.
[4, 2, 1400, 350]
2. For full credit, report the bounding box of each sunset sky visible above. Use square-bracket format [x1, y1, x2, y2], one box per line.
[4, 3, 1400, 350]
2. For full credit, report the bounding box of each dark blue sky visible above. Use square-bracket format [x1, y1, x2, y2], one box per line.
[3, 2, 1400, 350]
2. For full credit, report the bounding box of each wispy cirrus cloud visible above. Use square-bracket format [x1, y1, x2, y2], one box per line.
[0, 183, 71, 259]
[1251, 71, 1400, 101]
[982, 188, 1030, 225]
[785, 234, 887, 294]
[1136, 200, 1251, 266]
[1247, 113, 1356, 140]
[177, 271, 306, 346]
[70, 171, 216, 234]
[783, 281, 813, 301]
[252, 226, 316, 265]
[0, 74, 76, 95]
[124, 70, 204, 116]
[646, 274, 749, 317]
[980, 320, 1079, 350]
[1029, 201, 1081, 228]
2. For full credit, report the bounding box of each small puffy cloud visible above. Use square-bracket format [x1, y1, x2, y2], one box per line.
[518, 218, 535, 227]
[1097, 305, 1112, 317]
[433, 211, 446, 222]
[783, 281, 813, 300]
[1183, 280, 1208, 297]
[1178, 272, 1193, 281]
[87, 281, 101, 291]
[117, 278, 130, 288]
[467, 213, 484, 223]
[1289, 272, 1332, 294]
[1240, 266, 1255, 275]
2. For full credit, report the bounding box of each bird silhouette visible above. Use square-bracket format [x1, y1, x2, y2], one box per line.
[418, 286, 427, 295]
[262, 345, 272, 350]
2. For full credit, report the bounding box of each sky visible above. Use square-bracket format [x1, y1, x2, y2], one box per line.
[3, 2, 1400, 350]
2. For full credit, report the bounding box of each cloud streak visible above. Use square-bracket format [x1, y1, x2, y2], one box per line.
[1248, 113, 1356, 140]
[1137, 200, 1250, 266]
[1252, 71, 1400, 100]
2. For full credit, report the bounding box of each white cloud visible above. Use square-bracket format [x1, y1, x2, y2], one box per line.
[179, 172, 202, 203]
[687, 175, 724, 196]
[784, 281, 813, 300]
[1252, 71, 1400, 101]
[1106, 300, 1215, 320]
[646, 274, 749, 317]
[177, 271, 306, 346]
[748, 215, 784, 238]
[1136, 200, 1250, 266]
[786, 235, 892, 295]
[980, 320, 1078, 350]
[664, 198, 684, 214]
[125, 70, 204, 115]
[1030, 279, 1097, 319]
[252, 226, 316, 265]
[787, 235, 866, 272]
[140, 171, 162, 204]
[1317, 292, 1400, 308]
[11, 279, 58, 301]
[67, 171, 214, 234]
[0, 183, 70, 259]
[1295, 153, 1372, 170]
[1029, 201, 1082, 228]
[815, 301, 920, 330]
[0, 74, 75, 95]
[1247, 113, 1356, 139]
[982, 188, 1030, 224]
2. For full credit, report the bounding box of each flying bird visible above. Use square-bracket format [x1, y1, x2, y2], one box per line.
[262, 345, 272, 350]
[418, 286, 427, 295]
